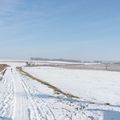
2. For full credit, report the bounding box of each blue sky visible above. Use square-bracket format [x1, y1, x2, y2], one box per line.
[0, 0, 120, 60]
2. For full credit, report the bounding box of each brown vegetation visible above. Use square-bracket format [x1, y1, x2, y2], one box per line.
[0, 64, 9, 72]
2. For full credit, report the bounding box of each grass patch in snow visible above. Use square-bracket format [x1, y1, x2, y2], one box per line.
[0, 64, 8, 72]
[17, 67, 79, 99]
[0, 65, 8, 81]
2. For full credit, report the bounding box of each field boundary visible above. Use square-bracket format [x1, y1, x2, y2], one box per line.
[17, 67, 79, 99]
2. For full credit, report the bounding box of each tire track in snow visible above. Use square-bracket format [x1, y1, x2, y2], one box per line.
[11, 68, 56, 120]
[21, 74, 56, 120]
[12, 69, 29, 120]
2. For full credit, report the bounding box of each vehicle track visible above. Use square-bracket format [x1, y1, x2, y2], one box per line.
[21, 73, 57, 120]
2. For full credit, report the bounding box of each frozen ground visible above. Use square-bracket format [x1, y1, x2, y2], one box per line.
[0, 62, 120, 119]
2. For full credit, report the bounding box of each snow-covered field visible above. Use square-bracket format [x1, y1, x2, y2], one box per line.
[23, 67, 120, 105]
[0, 61, 120, 120]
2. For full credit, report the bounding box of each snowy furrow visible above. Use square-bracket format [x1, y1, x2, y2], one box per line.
[21, 78, 48, 120]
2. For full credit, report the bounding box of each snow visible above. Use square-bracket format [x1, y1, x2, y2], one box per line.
[0, 61, 120, 120]
[0, 66, 101, 120]
[0, 68, 15, 120]
[23, 67, 120, 105]
[0, 61, 26, 67]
